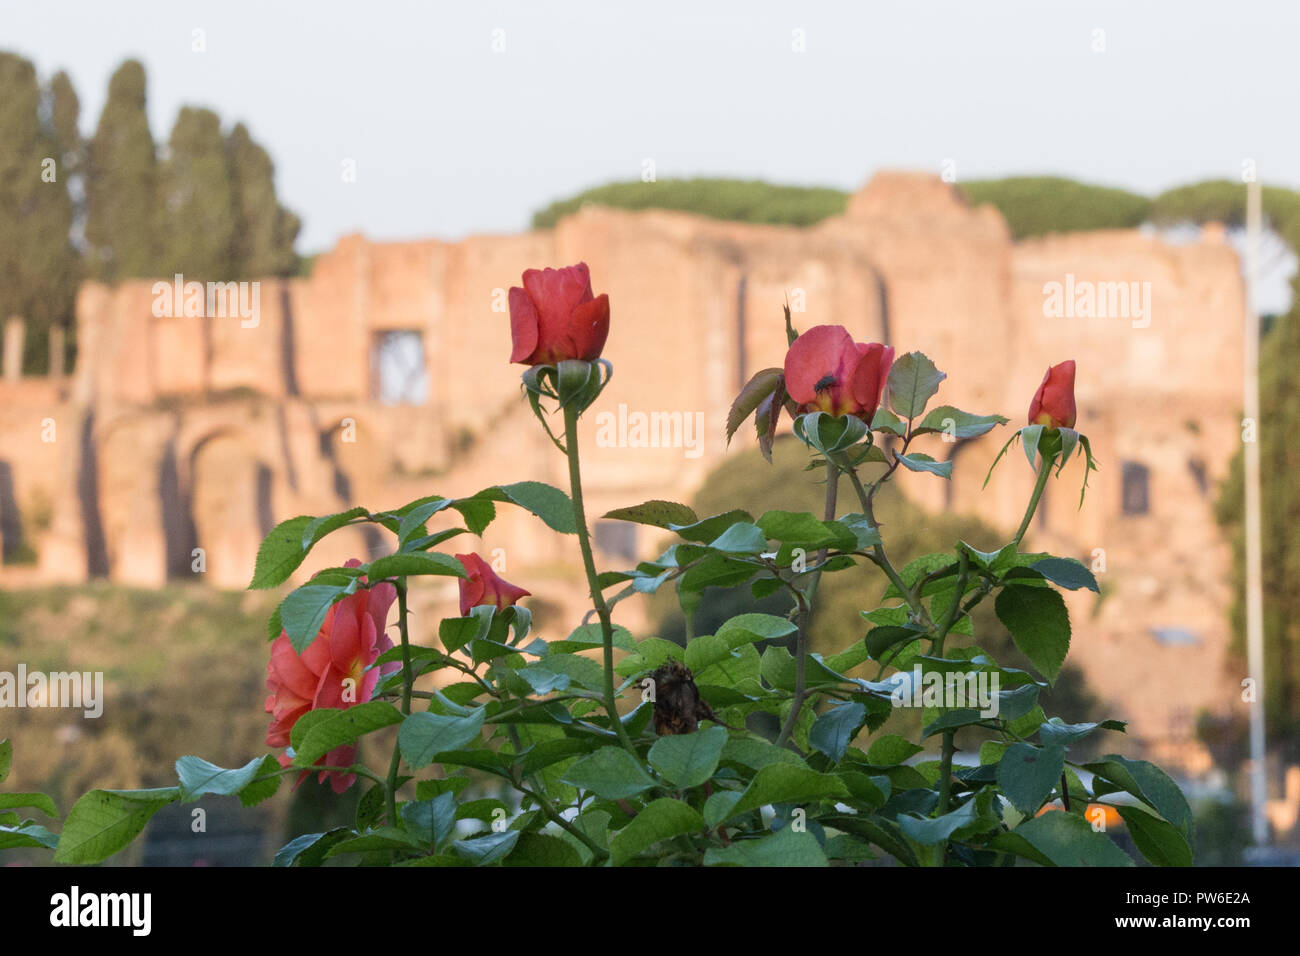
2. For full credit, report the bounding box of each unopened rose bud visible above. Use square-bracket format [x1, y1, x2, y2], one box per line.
[508, 262, 610, 366]
[1028, 360, 1077, 430]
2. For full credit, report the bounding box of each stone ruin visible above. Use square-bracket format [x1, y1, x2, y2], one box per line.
[0, 172, 1250, 772]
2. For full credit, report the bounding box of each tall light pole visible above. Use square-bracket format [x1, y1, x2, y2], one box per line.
[1243, 177, 1269, 847]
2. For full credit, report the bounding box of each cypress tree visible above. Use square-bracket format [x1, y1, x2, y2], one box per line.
[0, 52, 79, 372]
[84, 59, 159, 281]
[226, 122, 300, 277]
[158, 106, 236, 279]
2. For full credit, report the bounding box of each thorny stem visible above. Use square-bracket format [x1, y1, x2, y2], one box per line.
[844, 464, 921, 615]
[385, 581, 414, 828]
[930, 550, 970, 866]
[562, 402, 640, 758]
[776, 461, 840, 747]
[516, 781, 608, 863]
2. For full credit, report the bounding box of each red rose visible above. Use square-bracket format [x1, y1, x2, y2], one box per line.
[455, 553, 531, 616]
[264, 559, 397, 794]
[783, 324, 894, 421]
[1028, 360, 1077, 430]
[508, 262, 610, 365]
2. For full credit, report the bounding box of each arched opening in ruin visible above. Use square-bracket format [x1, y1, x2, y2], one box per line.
[187, 431, 275, 588]
[159, 435, 199, 580]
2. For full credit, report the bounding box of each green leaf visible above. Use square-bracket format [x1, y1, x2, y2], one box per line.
[707, 522, 769, 554]
[809, 702, 867, 762]
[54, 788, 180, 864]
[677, 553, 758, 593]
[870, 407, 907, 437]
[452, 498, 496, 535]
[825, 639, 871, 674]
[398, 708, 487, 769]
[302, 507, 371, 550]
[683, 633, 731, 673]
[793, 411, 868, 454]
[914, 406, 1008, 439]
[726, 764, 848, 820]
[866, 625, 925, 660]
[560, 747, 656, 800]
[503, 832, 584, 867]
[717, 613, 798, 648]
[266, 604, 284, 641]
[996, 743, 1066, 814]
[887, 351, 946, 420]
[0, 823, 59, 850]
[518, 739, 599, 777]
[921, 709, 985, 738]
[994, 585, 1071, 684]
[401, 792, 457, 847]
[1038, 717, 1126, 747]
[272, 829, 352, 867]
[603, 500, 698, 529]
[0, 738, 9, 781]
[293, 702, 404, 766]
[280, 583, 348, 654]
[235, 755, 283, 807]
[895, 452, 953, 478]
[452, 829, 520, 865]
[249, 515, 314, 589]
[670, 509, 755, 543]
[392, 497, 451, 543]
[721, 736, 805, 772]
[992, 810, 1134, 866]
[836, 514, 882, 549]
[366, 552, 466, 580]
[1084, 755, 1194, 842]
[866, 734, 924, 765]
[704, 825, 829, 867]
[882, 551, 958, 599]
[1030, 557, 1100, 593]
[958, 541, 1016, 570]
[897, 794, 997, 846]
[515, 663, 571, 695]
[176, 755, 272, 803]
[440, 608, 491, 653]
[539, 653, 606, 691]
[755, 511, 854, 549]
[648, 726, 728, 788]
[1118, 806, 1194, 867]
[610, 798, 706, 866]
[727, 367, 784, 445]
[325, 827, 425, 857]
[0, 792, 57, 817]
[473, 482, 577, 534]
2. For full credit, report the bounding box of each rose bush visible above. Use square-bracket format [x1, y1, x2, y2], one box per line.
[8, 261, 1192, 870]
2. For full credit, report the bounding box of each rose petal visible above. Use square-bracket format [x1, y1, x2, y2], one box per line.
[783, 325, 856, 404]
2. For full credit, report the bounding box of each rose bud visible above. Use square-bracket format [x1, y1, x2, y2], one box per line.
[508, 262, 610, 365]
[455, 553, 531, 616]
[783, 324, 894, 421]
[1028, 360, 1077, 430]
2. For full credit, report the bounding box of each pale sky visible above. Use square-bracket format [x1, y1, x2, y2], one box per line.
[4, 0, 1298, 254]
